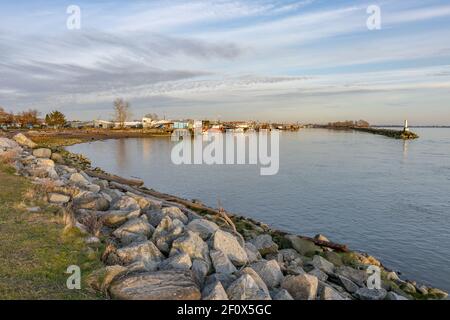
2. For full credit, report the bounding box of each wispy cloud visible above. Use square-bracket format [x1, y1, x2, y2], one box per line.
[0, 0, 449, 124]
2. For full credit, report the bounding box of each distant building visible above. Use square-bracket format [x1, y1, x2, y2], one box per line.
[94, 120, 114, 129]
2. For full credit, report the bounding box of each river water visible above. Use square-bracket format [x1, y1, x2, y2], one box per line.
[68, 128, 450, 291]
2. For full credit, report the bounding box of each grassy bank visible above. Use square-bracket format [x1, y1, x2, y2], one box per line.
[0, 163, 104, 300]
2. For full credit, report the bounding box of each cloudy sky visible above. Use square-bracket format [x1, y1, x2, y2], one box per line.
[0, 0, 449, 124]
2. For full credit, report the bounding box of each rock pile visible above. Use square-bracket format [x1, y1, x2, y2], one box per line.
[1, 134, 448, 301]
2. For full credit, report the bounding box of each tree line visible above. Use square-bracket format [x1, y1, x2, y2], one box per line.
[0, 107, 67, 128]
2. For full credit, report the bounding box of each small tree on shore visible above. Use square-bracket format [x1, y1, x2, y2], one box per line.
[45, 110, 67, 128]
[113, 98, 131, 128]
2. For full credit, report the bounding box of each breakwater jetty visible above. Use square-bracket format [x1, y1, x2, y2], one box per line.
[1, 133, 446, 300]
[353, 127, 419, 140]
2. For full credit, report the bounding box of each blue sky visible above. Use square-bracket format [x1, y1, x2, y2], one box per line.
[0, 0, 449, 124]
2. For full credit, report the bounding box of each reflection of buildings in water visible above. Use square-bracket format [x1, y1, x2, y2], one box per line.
[142, 139, 153, 162]
[116, 139, 127, 170]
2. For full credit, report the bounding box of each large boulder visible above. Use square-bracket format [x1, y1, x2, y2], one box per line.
[308, 268, 328, 282]
[320, 285, 348, 300]
[250, 260, 284, 288]
[170, 230, 210, 266]
[249, 234, 279, 256]
[191, 259, 209, 288]
[210, 250, 237, 274]
[355, 287, 387, 300]
[239, 267, 270, 296]
[286, 235, 321, 257]
[146, 209, 165, 227]
[281, 274, 318, 300]
[211, 229, 248, 266]
[202, 281, 229, 300]
[32, 148, 52, 159]
[70, 173, 90, 186]
[162, 206, 188, 225]
[100, 209, 141, 228]
[187, 219, 219, 240]
[0, 138, 20, 150]
[13, 133, 37, 148]
[311, 255, 335, 274]
[112, 217, 153, 245]
[87, 265, 128, 293]
[335, 266, 367, 287]
[329, 274, 359, 293]
[152, 216, 184, 253]
[109, 270, 201, 300]
[279, 249, 302, 264]
[112, 196, 140, 212]
[226, 274, 271, 300]
[115, 240, 164, 271]
[73, 192, 110, 211]
[244, 242, 262, 263]
[158, 252, 192, 271]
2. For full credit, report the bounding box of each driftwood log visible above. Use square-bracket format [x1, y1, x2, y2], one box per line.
[98, 171, 350, 252]
[85, 169, 144, 187]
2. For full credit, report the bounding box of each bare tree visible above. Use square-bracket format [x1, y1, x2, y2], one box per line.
[113, 98, 131, 128]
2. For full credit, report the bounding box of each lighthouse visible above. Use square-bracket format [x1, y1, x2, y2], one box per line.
[403, 120, 409, 132]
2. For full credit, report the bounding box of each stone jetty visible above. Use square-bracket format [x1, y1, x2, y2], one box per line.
[0, 134, 447, 300]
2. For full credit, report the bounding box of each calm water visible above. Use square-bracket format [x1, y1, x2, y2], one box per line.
[68, 128, 450, 291]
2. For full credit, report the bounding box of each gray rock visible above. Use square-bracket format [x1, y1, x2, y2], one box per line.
[250, 260, 284, 288]
[162, 206, 188, 224]
[244, 242, 262, 263]
[116, 240, 164, 271]
[212, 229, 248, 266]
[239, 267, 270, 296]
[86, 184, 101, 193]
[191, 259, 209, 288]
[146, 209, 165, 227]
[210, 250, 237, 274]
[311, 255, 335, 274]
[170, 230, 210, 266]
[73, 192, 109, 211]
[308, 268, 328, 282]
[152, 216, 184, 253]
[386, 291, 409, 300]
[279, 249, 302, 264]
[286, 265, 306, 276]
[271, 288, 294, 300]
[249, 234, 279, 256]
[205, 273, 237, 290]
[186, 219, 219, 240]
[329, 274, 359, 293]
[355, 287, 387, 300]
[112, 217, 153, 245]
[335, 266, 367, 287]
[281, 274, 319, 300]
[48, 193, 71, 204]
[33, 148, 51, 159]
[226, 274, 272, 300]
[286, 235, 322, 256]
[202, 281, 229, 300]
[158, 252, 192, 271]
[320, 285, 347, 300]
[87, 265, 128, 293]
[70, 173, 90, 186]
[112, 196, 140, 211]
[50, 152, 64, 164]
[13, 133, 37, 148]
[109, 270, 201, 300]
[98, 209, 140, 228]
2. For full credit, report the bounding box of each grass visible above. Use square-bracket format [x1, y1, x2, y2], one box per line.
[0, 163, 104, 299]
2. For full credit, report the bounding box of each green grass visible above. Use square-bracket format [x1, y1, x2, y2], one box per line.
[0, 163, 105, 300]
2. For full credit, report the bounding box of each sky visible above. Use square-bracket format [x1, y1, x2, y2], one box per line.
[0, 0, 449, 125]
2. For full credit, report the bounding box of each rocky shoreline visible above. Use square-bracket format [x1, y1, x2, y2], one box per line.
[0, 133, 447, 300]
